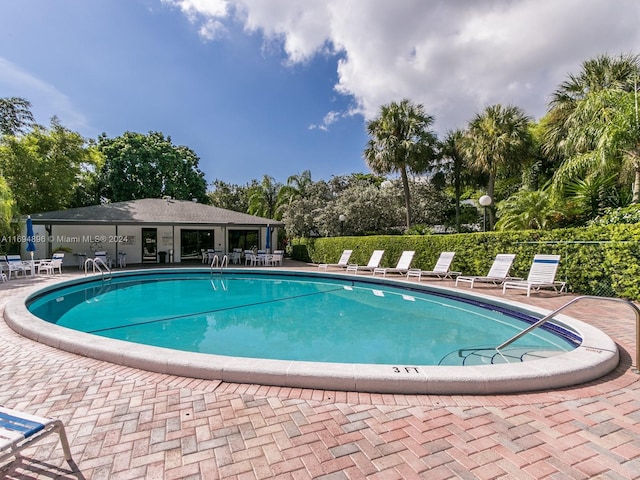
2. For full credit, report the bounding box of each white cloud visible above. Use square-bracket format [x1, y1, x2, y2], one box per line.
[309, 110, 341, 131]
[169, 0, 640, 133]
[0, 58, 89, 132]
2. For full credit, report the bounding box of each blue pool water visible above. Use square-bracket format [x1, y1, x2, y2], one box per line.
[27, 271, 579, 365]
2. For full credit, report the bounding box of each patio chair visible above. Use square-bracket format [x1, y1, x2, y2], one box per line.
[0, 405, 73, 465]
[38, 253, 65, 275]
[244, 250, 258, 266]
[5, 255, 28, 279]
[373, 251, 415, 277]
[346, 250, 384, 275]
[271, 250, 284, 266]
[502, 254, 566, 297]
[406, 252, 459, 281]
[318, 250, 353, 270]
[93, 251, 112, 269]
[455, 253, 517, 288]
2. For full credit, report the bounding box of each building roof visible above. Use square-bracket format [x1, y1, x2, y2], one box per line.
[31, 198, 283, 226]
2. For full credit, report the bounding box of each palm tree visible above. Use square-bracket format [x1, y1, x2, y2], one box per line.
[247, 175, 281, 219]
[438, 129, 467, 232]
[363, 99, 438, 229]
[494, 188, 561, 230]
[543, 53, 639, 161]
[277, 169, 312, 208]
[553, 87, 640, 203]
[461, 104, 532, 228]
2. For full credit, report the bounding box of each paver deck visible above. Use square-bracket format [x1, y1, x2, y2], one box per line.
[1, 261, 639, 479]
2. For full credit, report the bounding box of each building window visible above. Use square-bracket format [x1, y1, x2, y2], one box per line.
[228, 229, 259, 251]
[180, 230, 214, 260]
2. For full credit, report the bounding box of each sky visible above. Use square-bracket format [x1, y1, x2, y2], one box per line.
[2, 0, 640, 188]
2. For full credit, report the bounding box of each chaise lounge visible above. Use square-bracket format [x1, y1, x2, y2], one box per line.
[0, 405, 73, 466]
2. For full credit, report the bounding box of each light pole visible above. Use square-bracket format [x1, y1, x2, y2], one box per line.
[339, 214, 346, 236]
[479, 195, 492, 232]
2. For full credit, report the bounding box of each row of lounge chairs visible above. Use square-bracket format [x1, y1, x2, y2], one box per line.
[318, 250, 566, 296]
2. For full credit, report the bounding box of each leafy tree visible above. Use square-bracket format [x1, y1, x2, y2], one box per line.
[364, 99, 438, 229]
[0, 176, 17, 238]
[208, 179, 250, 212]
[0, 118, 98, 213]
[247, 175, 281, 219]
[280, 181, 332, 238]
[328, 182, 404, 235]
[461, 104, 533, 229]
[97, 131, 208, 203]
[0, 97, 36, 136]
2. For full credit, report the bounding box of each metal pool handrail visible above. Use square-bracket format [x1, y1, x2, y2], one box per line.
[495, 295, 640, 371]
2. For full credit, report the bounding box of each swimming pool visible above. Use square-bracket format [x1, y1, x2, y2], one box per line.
[6, 269, 619, 394]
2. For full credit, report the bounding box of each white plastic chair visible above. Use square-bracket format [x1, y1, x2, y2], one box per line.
[406, 252, 459, 281]
[502, 254, 566, 297]
[318, 250, 352, 270]
[38, 253, 65, 275]
[346, 250, 385, 275]
[373, 251, 415, 277]
[0, 405, 73, 465]
[456, 253, 517, 288]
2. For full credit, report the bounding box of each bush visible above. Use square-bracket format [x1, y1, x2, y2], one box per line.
[295, 223, 640, 300]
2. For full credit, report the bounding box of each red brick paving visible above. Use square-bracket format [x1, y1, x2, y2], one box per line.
[1, 264, 639, 479]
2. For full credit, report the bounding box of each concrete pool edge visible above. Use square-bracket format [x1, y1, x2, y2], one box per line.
[4, 269, 620, 395]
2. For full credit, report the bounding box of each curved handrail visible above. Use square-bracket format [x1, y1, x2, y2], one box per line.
[210, 254, 228, 272]
[84, 257, 112, 280]
[496, 295, 640, 371]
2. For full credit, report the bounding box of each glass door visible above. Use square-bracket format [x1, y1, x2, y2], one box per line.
[141, 228, 157, 263]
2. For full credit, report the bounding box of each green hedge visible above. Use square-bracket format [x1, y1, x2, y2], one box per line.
[291, 224, 640, 300]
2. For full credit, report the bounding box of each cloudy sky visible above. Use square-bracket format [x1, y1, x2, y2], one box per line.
[1, 0, 639, 186]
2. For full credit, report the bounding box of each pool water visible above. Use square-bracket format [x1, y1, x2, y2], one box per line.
[27, 272, 578, 365]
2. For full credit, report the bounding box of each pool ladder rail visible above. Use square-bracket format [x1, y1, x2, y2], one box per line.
[210, 254, 228, 272]
[494, 295, 640, 371]
[84, 257, 112, 280]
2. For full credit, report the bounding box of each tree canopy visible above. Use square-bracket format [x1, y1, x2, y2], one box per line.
[97, 131, 208, 203]
[364, 99, 438, 229]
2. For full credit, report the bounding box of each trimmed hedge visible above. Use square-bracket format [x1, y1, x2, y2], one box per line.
[291, 224, 640, 300]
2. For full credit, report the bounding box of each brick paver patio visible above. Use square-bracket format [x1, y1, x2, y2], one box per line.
[1, 262, 639, 479]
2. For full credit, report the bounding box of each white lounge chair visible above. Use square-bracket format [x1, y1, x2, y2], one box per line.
[406, 252, 459, 280]
[318, 250, 353, 270]
[38, 253, 65, 275]
[373, 251, 415, 277]
[455, 253, 517, 288]
[502, 254, 566, 297]
[346, 250, 385, 275]
[0, 405, 73, 465]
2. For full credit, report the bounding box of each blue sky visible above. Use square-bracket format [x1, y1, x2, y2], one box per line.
[2, 0, 639, 187]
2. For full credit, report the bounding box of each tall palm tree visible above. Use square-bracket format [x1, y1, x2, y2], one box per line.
[438, 129, 467, 232]
[364, 99, 438, 229]
[554, 87, 640, 203]
[277, 169, 312, 207]
[247, 175, 281, 219]
[543, 53, 639, 161]
[461, 104, 532, 228]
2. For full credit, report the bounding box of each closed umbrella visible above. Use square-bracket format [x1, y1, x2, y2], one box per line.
[265, 225, 271, 252]
[26, 215, 36, 276]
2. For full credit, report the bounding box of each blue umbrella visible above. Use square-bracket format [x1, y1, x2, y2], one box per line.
[265, 225, 271, 252]
[26, 215, 36, 275]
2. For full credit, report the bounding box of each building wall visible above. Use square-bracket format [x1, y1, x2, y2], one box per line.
[24, 223, 279, 267]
